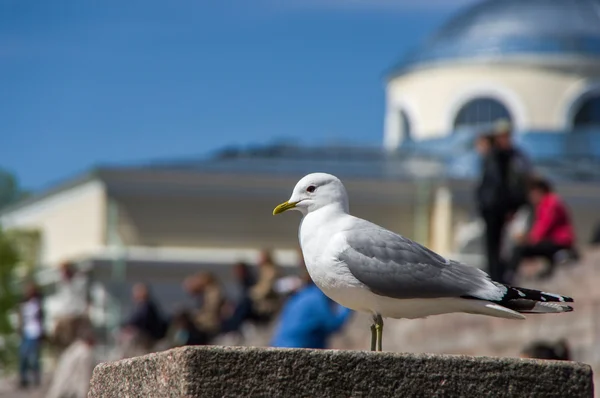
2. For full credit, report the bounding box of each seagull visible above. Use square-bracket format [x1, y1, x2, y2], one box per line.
[273, 173, 574, 352]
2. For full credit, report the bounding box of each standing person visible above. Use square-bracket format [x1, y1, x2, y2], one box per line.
[492, 119, 533, 215]
[506, 177, 575, 282]
[475, 120, 533, 283]
[475, 133, 509, 283]
[51, 262, 91, 354]
[17, 282, 44, 389]
[250, 250, 280, 321]
[270, 268, 352, 349]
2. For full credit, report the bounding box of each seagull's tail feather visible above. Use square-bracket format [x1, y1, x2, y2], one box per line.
[461, 284, 573, 318]
[496, 284, 574, 314]
[503, 300, 574, 314]
[460, 300, 526, 320]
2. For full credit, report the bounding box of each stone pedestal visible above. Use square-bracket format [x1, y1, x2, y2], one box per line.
[88, 346, 593, 397]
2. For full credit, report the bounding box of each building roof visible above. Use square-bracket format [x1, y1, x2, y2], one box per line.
[3, 131, 600, 216]
[119, 131, 600, 186]
[390, 0, 600, 76]
[159, 130, 600, 176]
[144, 144, 449, 181]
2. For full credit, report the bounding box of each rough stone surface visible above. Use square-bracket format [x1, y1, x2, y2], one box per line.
[88, 346, 594, 398]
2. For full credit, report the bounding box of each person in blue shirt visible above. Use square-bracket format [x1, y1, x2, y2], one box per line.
[270, 270, 353, 349]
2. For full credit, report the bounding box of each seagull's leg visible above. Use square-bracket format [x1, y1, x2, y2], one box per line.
[375, 314, 384, 352]
[370, 324, 377, 351]
[370, 315, 377, 351]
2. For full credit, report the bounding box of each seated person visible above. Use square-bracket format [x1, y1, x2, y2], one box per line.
[506, 177, 576, 282]
[120, 283, 168, 358]
[270, 270, 352, 349]
[521, 339, 571, 361]
[220, 262, 257, 335]
[183, 272, 225, 341]
[590, 221, 600, 246]
[171, 310, 210, 347]
[250, 250, 281, 322]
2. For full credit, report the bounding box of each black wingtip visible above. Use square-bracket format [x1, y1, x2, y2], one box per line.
[502, 285, 575, 304]
[564, 305, 574, 312]
[546, 293, 574, 303]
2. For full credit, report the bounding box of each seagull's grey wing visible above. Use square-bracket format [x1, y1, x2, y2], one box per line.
[338, 227, 502, 300]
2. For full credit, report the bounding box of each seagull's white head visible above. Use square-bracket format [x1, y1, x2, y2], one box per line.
[273, 172, 349, 216]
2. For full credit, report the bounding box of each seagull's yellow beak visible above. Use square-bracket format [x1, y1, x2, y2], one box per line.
[273, 201, 298, 215]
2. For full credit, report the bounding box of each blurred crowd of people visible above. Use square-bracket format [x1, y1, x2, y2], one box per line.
[119, 249, 353, 357]
[16, 262, 96, 397]
[13, 251, 353, 397]
[474, 120, 578, 285]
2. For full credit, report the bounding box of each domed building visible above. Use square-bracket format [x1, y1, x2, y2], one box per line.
[384, 0, 600, 160]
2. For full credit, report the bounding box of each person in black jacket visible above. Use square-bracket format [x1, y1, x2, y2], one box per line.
[476, 133, 509, 283]
[475, 121, 532, 284]
[492, 121, 532, 214]
[122, 283, 167, 356]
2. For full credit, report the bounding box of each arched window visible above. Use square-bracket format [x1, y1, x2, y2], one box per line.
[399, 109, 412, 143]
[573, 95, 600, 129]
[453, 97, 512, 131]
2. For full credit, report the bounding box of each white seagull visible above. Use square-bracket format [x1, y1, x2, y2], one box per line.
[273, 173, 574, 351]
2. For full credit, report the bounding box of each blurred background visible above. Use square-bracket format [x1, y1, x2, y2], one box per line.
[2, 0, 600, 396]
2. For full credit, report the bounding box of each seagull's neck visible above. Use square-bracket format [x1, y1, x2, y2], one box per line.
[300, 203, 349, 254]
[308, 203, 348, 220]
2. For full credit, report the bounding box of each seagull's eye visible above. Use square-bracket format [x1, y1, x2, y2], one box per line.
[306, 185, 316, 193]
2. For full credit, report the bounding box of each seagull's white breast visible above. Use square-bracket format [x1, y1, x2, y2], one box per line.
[299, 209, 376, 313]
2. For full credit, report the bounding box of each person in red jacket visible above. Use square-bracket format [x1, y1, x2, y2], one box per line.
[506, 177, 575, 282]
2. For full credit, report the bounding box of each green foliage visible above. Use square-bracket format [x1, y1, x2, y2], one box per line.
[0, 168, 28, 211]
[0, 169, 33, 372]
[0, 227, 20, 370]
[5, 229, 41, 280]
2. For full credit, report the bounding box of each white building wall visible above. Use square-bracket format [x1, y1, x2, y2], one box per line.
[384, 62, 600, 148]
[0, 180, 107, 267]
[112, 195, 417, 249]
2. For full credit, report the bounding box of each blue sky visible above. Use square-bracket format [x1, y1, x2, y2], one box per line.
[0, 0, 475, 190]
